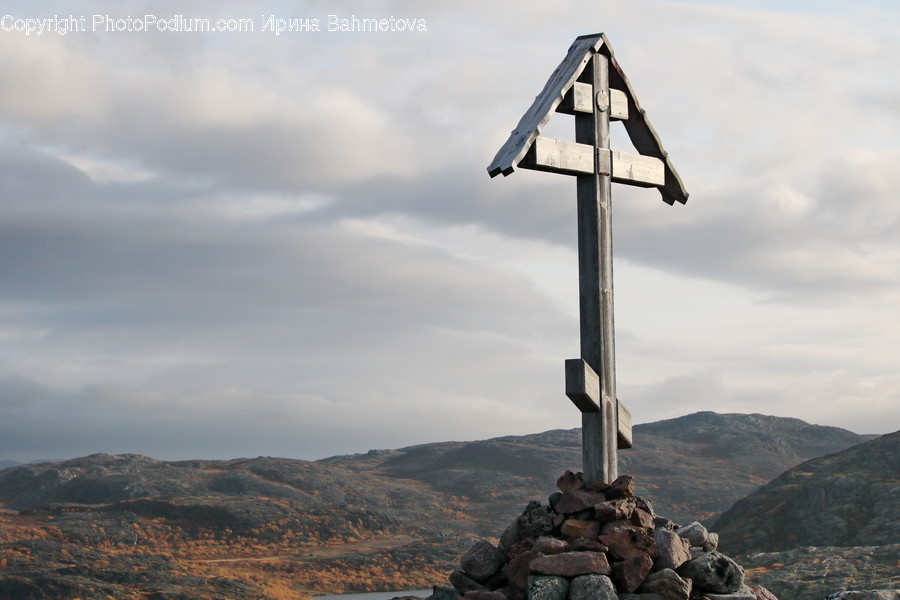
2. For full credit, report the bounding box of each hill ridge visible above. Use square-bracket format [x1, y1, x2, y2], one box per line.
[0, 411, 884, 600]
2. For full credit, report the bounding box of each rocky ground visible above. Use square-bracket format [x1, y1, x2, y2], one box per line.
[713, 431, 899, 553]
[712, 431, 899, 599]
[740, 545, 899, 600]
[0, 414, 893, 599]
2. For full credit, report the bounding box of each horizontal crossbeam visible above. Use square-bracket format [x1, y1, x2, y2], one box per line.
[565, 358, 601, 412]
[557, 84, 628, 120]
[617, 400, 632, 449]
[520, 137, 665, 186]
[565, 359, 633, 449]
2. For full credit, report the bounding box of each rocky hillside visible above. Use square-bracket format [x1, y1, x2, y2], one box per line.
[712, 431, 899, 600]
[323, 412, 871, 527]
[739, 545, 899, 600]
[0, 412, 881, 600]
[713, 430, 899, 553]
[0, 454, 474, 599]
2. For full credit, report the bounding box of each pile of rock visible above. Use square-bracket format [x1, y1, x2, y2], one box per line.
[432, 471, 778, 600]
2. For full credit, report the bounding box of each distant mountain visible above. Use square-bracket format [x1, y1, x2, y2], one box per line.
[711, 431, 899, 600]
[323, 411, 871, 526]
[0, 458, 60, 471]
[0, 413, 879, 599]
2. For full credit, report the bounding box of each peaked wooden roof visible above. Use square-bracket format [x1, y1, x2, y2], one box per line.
[487, 33, 688, 205]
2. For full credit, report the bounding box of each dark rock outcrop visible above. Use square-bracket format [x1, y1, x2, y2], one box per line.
[714, 431, 899, 554]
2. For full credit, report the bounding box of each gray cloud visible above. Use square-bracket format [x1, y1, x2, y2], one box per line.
[0, 1, 898, 463]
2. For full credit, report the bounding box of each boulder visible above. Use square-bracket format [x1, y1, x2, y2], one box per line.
[502, 552, 537, 591]
[529, 551, 611, 577]
[653, 516, 677, 531]
[652, 528, 692, 571]
[561, 519, 600, 540]
[461, 591, 506, 600]
[599, 524, 657, 562]
[675, 521, 708, 547]
[595, 497, 637, 523]
[547, 492, 562, 512]
[704, 587, 756, 600]
[555, 489, 606, 514]
[611, 554, 654, 594]
[498, 519, 521, 555]
[569, 538, 608, 553]
[676, 551, 743, 594]
[585, 480, 609, 493]
[516, 501, 555, 540]
[569, 574, 618, 600]
[531, 536, 568, 555]
[635, 496, 655, 516]
[601, 519, 634, 535]
[527, 575, 569, 600]
[556, 470, 584, 492]
[431, 587, 462, 600]
[461, 540, 505, 583]
[605, 474, 635, 499]
[449, 570, 486, 593]
[746, 584, 778, 600]
[506, 538, 536, 560]
[640, 568, 692, 600]
[500, 501, 554, 552]
[631, 507, 655, 530]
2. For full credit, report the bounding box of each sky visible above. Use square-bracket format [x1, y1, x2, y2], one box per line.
[0, 0, 898, 463]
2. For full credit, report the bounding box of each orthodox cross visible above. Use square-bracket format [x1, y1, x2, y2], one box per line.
[487, 33, 688, 484]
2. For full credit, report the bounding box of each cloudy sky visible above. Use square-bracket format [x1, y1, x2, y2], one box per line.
[1, 0, 898, 463]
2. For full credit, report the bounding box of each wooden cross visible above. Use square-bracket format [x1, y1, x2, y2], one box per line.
[487, 33, 688, 484]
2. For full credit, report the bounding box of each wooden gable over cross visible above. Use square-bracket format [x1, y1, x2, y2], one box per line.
[487, 33, 688, 484]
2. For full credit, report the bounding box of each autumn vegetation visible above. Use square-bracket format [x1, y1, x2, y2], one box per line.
[0, 504, 463, 600]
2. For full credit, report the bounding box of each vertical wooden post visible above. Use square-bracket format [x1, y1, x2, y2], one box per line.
[575, 53, 618, 484]
[488, 33, 689, 486]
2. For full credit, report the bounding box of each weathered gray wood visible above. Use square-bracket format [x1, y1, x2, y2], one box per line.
[558, 83, 628, 120]
[610, 88, 628, 121]
[617, 399, 633, 449]
[612, 150, 664, 186]
[595, 53, 619, 484]
[520, 138, 664, 187]
[521, 137, 593, 175]
[571, 372, 634, 449]
[582, 411, 605, 485]
[575, 52, 617, 484]
[565, 358, 600, 412]
[599, 36, 689, 205]
[486, 33, 691, 485]
[487, 32, 687, 206]
[487, 34, 605, 178]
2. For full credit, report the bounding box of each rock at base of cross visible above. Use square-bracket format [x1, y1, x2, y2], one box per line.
[431, 472, 784, 600]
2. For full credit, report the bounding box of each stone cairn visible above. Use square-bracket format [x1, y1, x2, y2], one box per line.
[432, 471, 779, 600]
